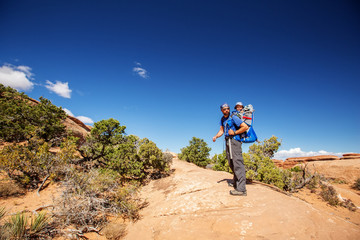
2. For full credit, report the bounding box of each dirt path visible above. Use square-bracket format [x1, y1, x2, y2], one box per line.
[124, 158, 360, 240]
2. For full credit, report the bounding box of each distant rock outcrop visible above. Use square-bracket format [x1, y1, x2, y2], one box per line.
[341, 153, 360, 160]
[273, 154, 360, 169]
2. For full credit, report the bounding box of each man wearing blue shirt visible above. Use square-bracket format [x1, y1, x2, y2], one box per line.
[213, 103, 249, 196]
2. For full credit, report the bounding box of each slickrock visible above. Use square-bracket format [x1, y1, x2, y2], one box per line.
[124, 158, 360, 240]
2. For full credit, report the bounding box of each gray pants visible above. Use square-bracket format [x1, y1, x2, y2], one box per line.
[226, 138, 246, 192]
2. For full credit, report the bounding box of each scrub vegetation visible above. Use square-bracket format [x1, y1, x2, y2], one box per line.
[0, 84, 172, 238]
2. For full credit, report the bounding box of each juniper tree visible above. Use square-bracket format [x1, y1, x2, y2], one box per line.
[179, 137, 211, 168]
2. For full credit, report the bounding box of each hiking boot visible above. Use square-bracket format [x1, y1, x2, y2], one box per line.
[230, 189, 247, 196]
[228, 182, 234, 187]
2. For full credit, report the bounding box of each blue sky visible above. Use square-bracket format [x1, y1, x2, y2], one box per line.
[1, 0, 359, 159]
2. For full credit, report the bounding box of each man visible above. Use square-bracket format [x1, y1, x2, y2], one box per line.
[213, 103, 249, 196]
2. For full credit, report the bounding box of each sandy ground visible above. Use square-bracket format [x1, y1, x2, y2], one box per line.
[1, 158, 359, 240]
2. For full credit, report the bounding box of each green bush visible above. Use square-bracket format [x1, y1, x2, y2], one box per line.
[0, 137, 77, 188]
[212, 151, 231, 172]
[179, 137, 211, 168]
[0, 84, 66, 144]
[79, 118, 171, 181]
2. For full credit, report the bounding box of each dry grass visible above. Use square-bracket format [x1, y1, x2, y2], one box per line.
[103, 222, 127, 240]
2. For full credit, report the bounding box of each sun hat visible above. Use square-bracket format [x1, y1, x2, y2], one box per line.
[234, 102, 243, 109]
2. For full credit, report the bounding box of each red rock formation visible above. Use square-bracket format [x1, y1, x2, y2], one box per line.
[343, 153, 360, 157]
[340, 155, 360, 160]
[286, 155, 340, 162]
[272, 159, 284, 168]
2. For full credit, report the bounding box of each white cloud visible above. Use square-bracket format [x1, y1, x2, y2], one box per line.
[133, 62, 149, 79]
[0, 64, 34, 91]
[63, 108, 93, 124]
[16, 65, 33, 78]
[63, 108, 74, 117]
[45, 80, 72, 98]
[274, 147, 344, 160]
[76, 116, 94, 124]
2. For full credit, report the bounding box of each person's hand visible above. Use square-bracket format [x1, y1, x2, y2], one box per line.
[228, 129, 235, 135]
[212, 136, 217, 142]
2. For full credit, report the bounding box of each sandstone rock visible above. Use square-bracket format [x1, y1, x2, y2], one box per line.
[272, 159, 284, 168]
[340, 156, 360, 160]
[63, 117, 90, 142]
[343, 153, 360, 157]
[286, 155, 340, 162]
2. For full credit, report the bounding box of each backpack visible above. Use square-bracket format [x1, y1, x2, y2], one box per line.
[230, 104, 258, 143]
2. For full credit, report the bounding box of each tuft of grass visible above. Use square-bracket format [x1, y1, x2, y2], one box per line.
[30, 211, 50, 234]
[0, 211, 52, 239]
[103, 222, 127, 240]
[5, 213, 28, 239]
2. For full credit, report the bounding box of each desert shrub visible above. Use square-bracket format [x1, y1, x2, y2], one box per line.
[53, 168, 145, 231]
[179, 137, 211, 168]
[290, 166, 302, 172]
[0, 137, 77, 188]
[0, 210, 52, 240]
[212, 151, 231, 172]
[320, 184, 340, 206]
[162, 152, 174, 169]
[80, 119, 171, 181]
[306, 174, 321, 192]
[353, 178, 360, 190]
[0, 84, 66, 144]
[243, 136, 293, 190]
[0, 178, 24, 197]
[342, 199, 357, 211]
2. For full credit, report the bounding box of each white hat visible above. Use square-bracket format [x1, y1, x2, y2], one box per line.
[234, 102, 243, 109]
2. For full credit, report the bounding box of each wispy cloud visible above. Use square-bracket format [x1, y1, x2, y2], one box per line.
[274, 147, 344, 160]
[45, 80, 72, 98]
[0, 64, 34, 91]
[133, 62, 149, 79]
[76, 116, 94, 124]
[63, 108, 94, 124]
[63, 108, 74, 117]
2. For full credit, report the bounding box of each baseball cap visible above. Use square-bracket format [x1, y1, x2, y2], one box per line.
[220, 103, 230, 110]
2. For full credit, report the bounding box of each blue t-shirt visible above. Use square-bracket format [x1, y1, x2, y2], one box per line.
[220, 115, 244, 141]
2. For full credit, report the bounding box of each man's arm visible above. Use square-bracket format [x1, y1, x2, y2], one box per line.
[213, 126, 224, 142]
[228, 122, 249, 136]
